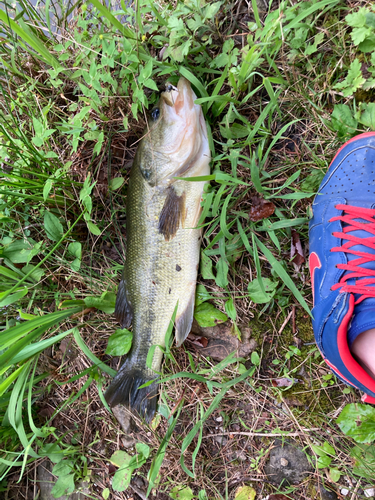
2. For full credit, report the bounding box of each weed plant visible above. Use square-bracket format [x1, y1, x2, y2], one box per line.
[1, 0, 375, 498]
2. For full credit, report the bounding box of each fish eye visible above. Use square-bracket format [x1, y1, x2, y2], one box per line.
[151, 108, 160, 121]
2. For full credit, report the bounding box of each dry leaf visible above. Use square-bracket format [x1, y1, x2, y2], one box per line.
[189, 320, 257, 361]
[290, 230, 305, 271]
[187, 333, 209, 348]
[38, 407, 55, 420]
[271, 377, 298, 388]
[249, 195, 275, 222]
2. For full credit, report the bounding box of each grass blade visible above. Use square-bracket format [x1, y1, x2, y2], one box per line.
[254, 235, 311, 315]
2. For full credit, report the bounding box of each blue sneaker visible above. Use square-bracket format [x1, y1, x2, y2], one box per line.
[309, 132, 375, 403]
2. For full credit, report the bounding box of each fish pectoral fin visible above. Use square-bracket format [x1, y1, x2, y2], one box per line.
[115, 278, 133, 328]
[158, 186, 186, 241]
[175, 288, 195, 347]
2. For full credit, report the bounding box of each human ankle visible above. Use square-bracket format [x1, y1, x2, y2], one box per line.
[351, 328, 375, 379]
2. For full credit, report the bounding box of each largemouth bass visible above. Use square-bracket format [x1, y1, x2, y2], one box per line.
[105, 77, 210, 421]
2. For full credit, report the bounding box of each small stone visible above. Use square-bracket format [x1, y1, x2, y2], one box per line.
[112, 405, 133, 433]
[265, 441, 313, 485]
[232, 450, 247, 461]
[121, 435, 136, 448]
[216, 416, 223, 422]
[213, 435, 227, 446]
[317, 484, 338, 500]
[341, 489, 349, 496]
[364, 486, 375, 498]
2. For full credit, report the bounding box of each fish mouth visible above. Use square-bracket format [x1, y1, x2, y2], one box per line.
[161, 77, 196, 120]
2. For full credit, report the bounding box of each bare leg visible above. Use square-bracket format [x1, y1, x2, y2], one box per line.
[351, 328, 375, 378]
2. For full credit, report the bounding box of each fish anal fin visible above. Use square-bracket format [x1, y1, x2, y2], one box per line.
[115, 278, 133, 328]
[158, 186, 186, 241]
[175, 287, 195, 347]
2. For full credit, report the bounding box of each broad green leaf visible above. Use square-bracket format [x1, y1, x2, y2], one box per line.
[51, 474, 75, 498]
[52, 461, 74, 477]
[44, 211, 64, 241]
[43, 179, 53, 201]
[224, 298, 237, 321]
[251, 351, 260, 366]
[195, 284, 211, 306]
[331, 104, 358, 138]
[68, 242, 81, 260]
[248, 277, 277, 304]
[346, 8, 367, 28]
[194, 302, 228, 328]
[87, 221, 101, 235]
[21, 264, 44, 282]
[105, 329, 133, 356]
[359, 35, 375, 52]
[171, 486, 195, 500]
[144, 78, 159, 91]
[359, 103, 375, 130]
[204, 1, 222, 20]
[136, 442, 150, 459]
[110, 450, 132, 467]
[334, 58, 365, 97]
[323, 441, 336, 455]
[234, 486, 256, 500]
[337, 403, 375, 443]
[110, 177, 125, 190]
[111, 451, 133, 492]
[39, 443, 63, 463]
[200, 251, 215, 280]
[70, 258, 81, 272]
[351, 26, 372, 45]
[3, 240, 38, 264]
[329, 468, 341, 482]
[219, 123, 249, 139]
[102, 488, 110, 499]
[215, 257, 229, 288]
[317, 455, 332, 469]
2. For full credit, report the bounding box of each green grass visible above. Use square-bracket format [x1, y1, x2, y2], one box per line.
[1, 0, 375, 498]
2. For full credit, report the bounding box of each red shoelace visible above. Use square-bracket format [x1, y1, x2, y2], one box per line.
[329, 204, 375, 303]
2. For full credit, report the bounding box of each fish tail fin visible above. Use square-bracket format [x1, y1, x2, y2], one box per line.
[104, 361, 158, 423]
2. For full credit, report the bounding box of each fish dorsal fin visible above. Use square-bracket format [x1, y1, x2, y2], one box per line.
[175, 287, 195, 346]
[115, 278, 133, 328]
[158, 186, 186, 241]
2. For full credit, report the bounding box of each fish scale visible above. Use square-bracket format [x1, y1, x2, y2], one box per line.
[126, 165, 203, 372]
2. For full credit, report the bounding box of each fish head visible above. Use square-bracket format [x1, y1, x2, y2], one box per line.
[138, 77, 210, 186]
